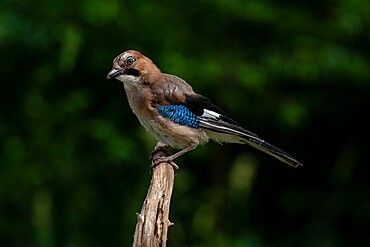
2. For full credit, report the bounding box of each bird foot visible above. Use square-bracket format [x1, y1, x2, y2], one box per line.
[149, 143, 179, 172]
[149, 143, 171, 161]
[151, 156, 179, 171]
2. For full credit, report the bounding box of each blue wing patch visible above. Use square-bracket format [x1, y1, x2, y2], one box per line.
[157, 105, 199, 128]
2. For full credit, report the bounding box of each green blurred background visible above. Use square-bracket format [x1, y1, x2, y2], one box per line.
[1, 0, 370, 246]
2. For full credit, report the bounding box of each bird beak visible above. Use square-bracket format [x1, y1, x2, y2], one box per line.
[107, 68, 125, 79]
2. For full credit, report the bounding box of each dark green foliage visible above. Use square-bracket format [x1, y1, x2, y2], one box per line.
[1, 0, 369, 246]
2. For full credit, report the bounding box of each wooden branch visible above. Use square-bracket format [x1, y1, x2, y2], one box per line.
[132, 150, 175, 247]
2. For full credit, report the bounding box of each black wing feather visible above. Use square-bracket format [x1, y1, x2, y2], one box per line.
[183, 94, 240, 125]
[182, 94, 302, 168]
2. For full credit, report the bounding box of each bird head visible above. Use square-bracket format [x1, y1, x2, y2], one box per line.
[107, 50, 160, 85]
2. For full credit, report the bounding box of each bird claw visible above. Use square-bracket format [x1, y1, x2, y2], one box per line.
[149, 143, 170, 161]
[149, 143, 179, 172]
[151, 156, 179, 172]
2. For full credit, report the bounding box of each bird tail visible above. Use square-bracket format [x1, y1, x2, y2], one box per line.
[199, 119, 302, 168]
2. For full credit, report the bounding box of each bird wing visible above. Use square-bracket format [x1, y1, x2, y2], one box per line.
[152, 75, 302, 168]
[152, 73, 195, 104]
[183, 94, 303, 168]
[183, 94, 260, 140]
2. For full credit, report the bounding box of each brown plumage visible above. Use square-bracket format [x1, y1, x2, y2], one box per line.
[107, 50, 302, 168]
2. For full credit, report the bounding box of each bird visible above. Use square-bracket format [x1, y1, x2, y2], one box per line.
[107, 50, 302, 169]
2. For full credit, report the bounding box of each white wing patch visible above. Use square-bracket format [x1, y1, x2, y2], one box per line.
[201, 109, 221, 120]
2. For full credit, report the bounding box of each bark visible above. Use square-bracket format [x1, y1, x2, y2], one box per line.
[132, 150, 175, 247]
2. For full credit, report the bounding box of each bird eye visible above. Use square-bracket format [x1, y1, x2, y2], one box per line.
[126, 56, 135, 66]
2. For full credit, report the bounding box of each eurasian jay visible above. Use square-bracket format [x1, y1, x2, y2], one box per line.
[107, 50, 302, 169]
